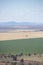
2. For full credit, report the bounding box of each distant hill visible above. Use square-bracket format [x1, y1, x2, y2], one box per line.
[0, 21, 43, 31]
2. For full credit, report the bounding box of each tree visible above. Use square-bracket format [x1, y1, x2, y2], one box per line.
[34, 53, 36, 55]
[20, 59, 24, 65]
[28, 53, 31, 56]
[13, 55, 17, 61]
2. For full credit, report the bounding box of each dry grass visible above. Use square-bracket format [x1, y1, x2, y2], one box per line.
[17, 55, 43, 62]
[0, 30, 43, 40]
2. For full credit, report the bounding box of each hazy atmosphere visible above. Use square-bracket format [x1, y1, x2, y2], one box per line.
[0, 0, 43, 65]
[0, 0, 43, 23]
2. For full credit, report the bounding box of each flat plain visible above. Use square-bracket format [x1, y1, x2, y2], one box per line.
[0, 30, 43, 62]
[0, 37, 43, 54]
[0, 30, 43, 40]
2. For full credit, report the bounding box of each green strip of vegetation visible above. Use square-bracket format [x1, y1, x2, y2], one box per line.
[0, 38, 43, 54]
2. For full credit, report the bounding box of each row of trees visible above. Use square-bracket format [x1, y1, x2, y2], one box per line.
[0, 52, 42, 60]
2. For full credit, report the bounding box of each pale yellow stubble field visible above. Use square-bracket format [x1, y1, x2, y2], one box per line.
[0, 30, 43, 41]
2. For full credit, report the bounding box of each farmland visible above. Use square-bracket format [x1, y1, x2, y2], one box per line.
[0, 31, 43, 40]
[0, 38, 43, 54]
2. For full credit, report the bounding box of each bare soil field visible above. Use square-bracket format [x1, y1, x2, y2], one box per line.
[0, 30, 43, 40]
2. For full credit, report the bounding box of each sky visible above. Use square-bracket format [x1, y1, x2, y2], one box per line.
[0, 0, 43, 23]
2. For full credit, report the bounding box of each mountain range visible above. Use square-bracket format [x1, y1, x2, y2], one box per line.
[0, 21, 43, 31]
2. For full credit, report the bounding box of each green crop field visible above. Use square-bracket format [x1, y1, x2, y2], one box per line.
[0, 38, 43, 54]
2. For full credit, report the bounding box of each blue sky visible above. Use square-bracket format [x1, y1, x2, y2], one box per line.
[0, 0, 43, 22]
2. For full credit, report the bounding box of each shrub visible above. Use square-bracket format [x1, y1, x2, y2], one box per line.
[28, 53, 31, 56]
[20, 59, 24, 65]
